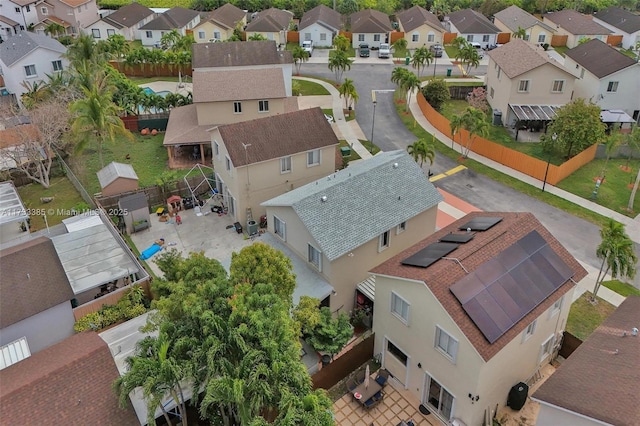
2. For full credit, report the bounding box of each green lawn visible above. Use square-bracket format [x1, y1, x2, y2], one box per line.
[619, 48, 639, 59]
[17, 177, 85, 230]
[338, 140, 362, 163]
[359, 139, 381, 155]
[553, 46, 569, 57]
[602, 279, 640, 297]
[444, 45, 460, 60]
[566, 292, 615, 340]
[293, 78, 330, 95]
[392, 46, 409, 58]
[556, 158, 640, 216]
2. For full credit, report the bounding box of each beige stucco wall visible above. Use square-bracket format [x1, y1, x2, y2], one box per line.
[535, 402, 605, 426]
[193, 21, 233, 43]
[402, 23, 443, 50]
[101, 178, 138, 197]
[196, 98, 286, 126]
[246, 31, 286, 45]
[528, 25, 552, 45]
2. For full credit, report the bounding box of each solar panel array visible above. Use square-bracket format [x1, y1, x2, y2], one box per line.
[401, 242, 460, 268]
[439, 233, 475, 244]
[459, 216, 503, 231]
[450, 230, 574, 344]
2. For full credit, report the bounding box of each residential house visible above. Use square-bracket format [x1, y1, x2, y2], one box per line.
[370, 212, 587, 426]
[0, 331, 139, 424]
[0, 31, 67, 107]
[0, 15, 22, 42]
[349, 9, 392, 48]
[31, 16, 71, 37]
[0, 236, 75, 357]
[138, 6, 201, 48]
[532, 296, 640, 426]
[244, 8, 293, 47]
[0, 122, 46, 172]
[298, 4, 341, 48]
[0, 181, 29, 243]
[2, 0, 40, 33]
[446, 9, 501, 49]
[396, 6, 444, 50]
[486, 38, 576, 129]
[542, 9, 611, 48]
[564, 39, 639, 122]
[593, 7, 640, 50]
[97, 161, 139, 197]
[494, 5, 556, 46]
[84, 2, 155, 41]
[163, 41, 295, 168]
[193, 3, 246, 43]
[32, 0, 100, 36]
[262, 150, 443, 312]
[210, 107, 338, 226]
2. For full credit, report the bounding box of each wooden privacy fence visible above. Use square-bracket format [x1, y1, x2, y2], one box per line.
[448, 85, 482, 100]
[497, 32, 511, 44]
[606, 34, 623, 46]
[550, 34, 568, 47]
[443, 32, 458, 44]
[108, 61, 192, 78]
[416, 93, 597, 186]
[287, 30, 299, 43]
[558, 331, 582, 358]
[390, 31, 404, 44]
[312, 333, 375, 390]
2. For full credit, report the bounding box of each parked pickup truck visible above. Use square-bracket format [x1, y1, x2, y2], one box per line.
[359, 43, 370, 57]
[302, 40, 313, 57]
[378, 43, 390, 58]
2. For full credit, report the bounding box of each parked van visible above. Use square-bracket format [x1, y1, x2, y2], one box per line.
[469, 42, 485, 58]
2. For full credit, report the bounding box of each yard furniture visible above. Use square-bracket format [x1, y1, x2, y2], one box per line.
[346, 370, 367, 393]
[352, 380, 383, 407]
[374, 368, 390, 386]
[364, 391, 384, 411]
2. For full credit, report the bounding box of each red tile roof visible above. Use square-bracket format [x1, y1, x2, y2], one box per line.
[371, 212, 587, 361]
[0, 332, 138, 425]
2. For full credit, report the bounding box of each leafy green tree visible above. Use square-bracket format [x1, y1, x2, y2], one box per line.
[332, 34, 350, 52]
[420, 78, 450, 111]
[450, 36, 467, 52]
[65, 34, 108, 70]
[411, 46, 434, 77]
[407, 138, 435, 169]
[460, 106, 489, 158]
[431, 0, 451, 19]
[339, 0, 360, 14]
[543, 99, 606, 159]
[459, 43, 481, 74]
[306, 307, 352, 359]
[392, 37, 408, 58]
[592, 220, 637, 298]
[338, 77, 359, 111]
[292, 296, 322, 337]
[248, 33, 268, 40]
[103, 34, 130, 59]
[328, 50, 353, 84]
[292, 45, 309, 75]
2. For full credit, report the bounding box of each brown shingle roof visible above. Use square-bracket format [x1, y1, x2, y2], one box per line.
[532, 296, 640, 425]
[350, 9, 393, 33]
[543, 9, 611, 35]
[494, 5, 556, 33]
[0, 332, 139, 425]
[371, 212, 587, 362]
[103, 2, 154, 29]
[0, 237, 73, 328]
[448, 9, 500, 34]
[397, 6, 444, 33]
[0, 124, 41, 149]
[162, 103, 210, 146]
[487, 38, 573, 78]
[206, 2, 246, 29]
[193, 68, 286, 103]
[216, 107, 338, 166]
[299, 4, 341, 31]
[565, 38, 637, 78]
[192, 40, 292, 69]
[58, 0, 91, 7]
[245, 8, 293, 32]
[140, 6, 200, 31]
[594, 6, 640, 34]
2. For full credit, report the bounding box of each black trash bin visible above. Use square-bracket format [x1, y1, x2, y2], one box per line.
[507, 382, 529, 410]
[321, 354, 331, 367]
[446, 68, 452, 77]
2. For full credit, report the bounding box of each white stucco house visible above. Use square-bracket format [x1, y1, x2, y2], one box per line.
[349, 9, 392, 49]
[298, 4, 341, 48]
[2, 0, 40, 34]
[84, 2, 155, 41]
[593, 6, 640, 50]
[138, 6, 201, 48]
[446, 8, 500, 49]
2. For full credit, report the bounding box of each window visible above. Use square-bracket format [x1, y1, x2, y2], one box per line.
[307, 149, 320, 166]
[412, 33, 419, 42]
[213, 31, 220, 39]
[497, 68, 501, 79]
[258, 100, 269, 112]
[483, 34, 490, 42]
[466, 35, 474, 42]
[426, 375, 454, 419]
[198, 30, 205, 39]
[84, 4, 87, 10]
[214, 141, 220, 158]
[522, 319, 537, 342]
[538, 33, 546, 43]
[549, 296, 563, 318]
[304, 32, 311, 40]
[26, 5, 30, 12]
[391, 292, 410, 323]
[41, 7, 48, 14]
[489, 87, 494, 98]
[386, 340, 408, 365]
[92, 29, 100, 38]
[233, 101, 242, 114]
[358, 34, 365, 42]
[225, 155, 231, 172]
[320, 33, 326, 41]
[539, 335, 555, 362]
[518, 80, 530, 92]
[580, 68, 585, 79]
[524, 34, 530, 41]
[374, 34, 380, 41]
[379, 230, 390, 251]
[396, 221, 406, 234]
[308, 244, 321, 270]
[52, 60, 63, 71]
[273, 216, 286, 240]
[607, 81, 619, 92]
[146, 31, 152, 38]
[280, 156, 291, 173]
[551, 80, 564, 93]
[107, 29, 115, 36]
[15, 7, 21, 13]
[24, 64, 36, 77]
[427, 33, 435, 42]
[435, 326, 458, 362]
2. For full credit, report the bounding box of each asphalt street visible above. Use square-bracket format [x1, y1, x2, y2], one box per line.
[301, 62, 639, 282]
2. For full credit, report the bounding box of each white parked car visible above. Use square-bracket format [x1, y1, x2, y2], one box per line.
[302, 40, 314, 56]
[378, 43, 390, 59]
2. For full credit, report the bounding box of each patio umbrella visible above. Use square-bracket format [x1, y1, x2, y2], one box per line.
[364, 364, 370, 389]
[167, 195, 182, 204]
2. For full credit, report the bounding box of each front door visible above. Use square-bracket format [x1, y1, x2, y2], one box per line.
[424, 373, 454, 421]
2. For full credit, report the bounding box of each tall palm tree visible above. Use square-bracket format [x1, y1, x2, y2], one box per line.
[411, 47, 433, 77]
[460, 107, 488, 158]
[449, 113, 465, 151]
[391, 67, 410, 100]
[402, 71, 421, 112]
[327, 50, 352, 85]
[592, 220, 637, 298]
[70, 72, 133, 167]
[291, 45, 309, 75]
[44, 22, 66, 38]
[407, 138, 435, 169]
[460, 44, 481, 75]
[338, 78, 358, 112]
[513, 26, 527, 39]
[104, 34, 130, 60]
[450, 36, 467, 53]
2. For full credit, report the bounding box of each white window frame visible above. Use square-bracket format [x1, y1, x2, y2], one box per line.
[214, 141, 220, 158]
[320, 33, 327, 41]
[233, 101, 242, 114]
[522, 319, 537, 342]
[607, 81, 619, 93]
[358, 34, 365, 42]
[489, 87, 494, 98]
[225, 155, 231, 172]
[551, 79, 564, 93]
[41, 6, 48, 14]
[146, 30, 152, 38]
[258, 100, 269, 112]
[391, 291, 410, 324]
[92, 28, 100, 39]
[307, 149, 320, 166]
[539, 335, 555, 362]
[427, 33, 435, 42]
[373, 34, 380, 42]
[213, 31, 220, 40]
[518, 80, 530, 93]
[538, 33, 546, 43]
[308, 243, 321, 271]
[280, 156, 291, 173]
[412, 33, 419, 42]
[483, 34, 490, 42]
[378, 230, 390, 251]
[435, 325, 459, 363]
[52, 60, 63, 72]
[497, 67, 501, 79]
[304, 32, 311, 40]
[396, 221, 406, 234]
[198, 30, 205, 39]
[107, 29, 115, 37]
[24, 64, 37, 78]
[466, 35, 474, 42]
[549, 296, 563, 318]
[273, 215, 286, 240]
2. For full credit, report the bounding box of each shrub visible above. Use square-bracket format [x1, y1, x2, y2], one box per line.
[421, 79, 450, 111]
[73, 285, 149, 332]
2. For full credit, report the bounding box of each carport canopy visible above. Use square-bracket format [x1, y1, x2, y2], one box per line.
[509, 104, 561, 121]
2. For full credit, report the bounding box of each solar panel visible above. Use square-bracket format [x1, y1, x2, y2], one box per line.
[459, 217, 503, 232]
[439, 233, 475, 244]
[450, 230, 574, 343]
[401, 242, 459, 268]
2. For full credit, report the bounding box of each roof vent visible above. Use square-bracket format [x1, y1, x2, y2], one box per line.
[320, 195, 327, 202]
[632, 327, 639, 336]
[393, 162, 399, 168]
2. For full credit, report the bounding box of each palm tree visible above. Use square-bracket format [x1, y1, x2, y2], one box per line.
[248, 33, 268, 41]
[450, 36, 467, 53]
[70, 72, 133, 167]
[20, 81, 50, 108]
[160, 29, 182, 51]
[460, 44, 481, 75]
[44, 22, 66, 38]
[338, 78, 358, 112]
[392, 38, 408, 58]
[402, 71, 421, 112]
[411, 47, 433, 77]
[449, 113, 465, 151]
[291, 45, 309, 75]
[391, 67, 410, 100]
[65, 34, 107, 69]
[327, 50, 353, 85]
[513, 26, 527, 39]
[104, 34, 130, 60]
[460, 107, 488, 158]
[592, 220, 637, 298]
[407, 138, 435, 169]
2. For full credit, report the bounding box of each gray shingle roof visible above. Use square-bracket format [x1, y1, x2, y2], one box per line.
[350, 9, 393, 33]
[543, 9, 611, 35]
[96, 162, 138, 189]
[262, 150, 443, 261]
[245, 8, 293, 32]
[594, 7, 640, 34]
[0, 31, 66, 67]
[494, 5, 555, 33]
[565, 38, 637, 78]
[139, 6, 199, 31]
[447, 9, 500, 34]
[192, 40, 292, 69]
[192, 68, 286, 102]
[487, 38, 573, 78]
[397, 6, 444, 33]
[299, 4, 341, 32]
[103, 2, 154, 29]
[206, 3, 246, 29]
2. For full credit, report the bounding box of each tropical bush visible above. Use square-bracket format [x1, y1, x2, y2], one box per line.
[74, 285, 149, 332]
